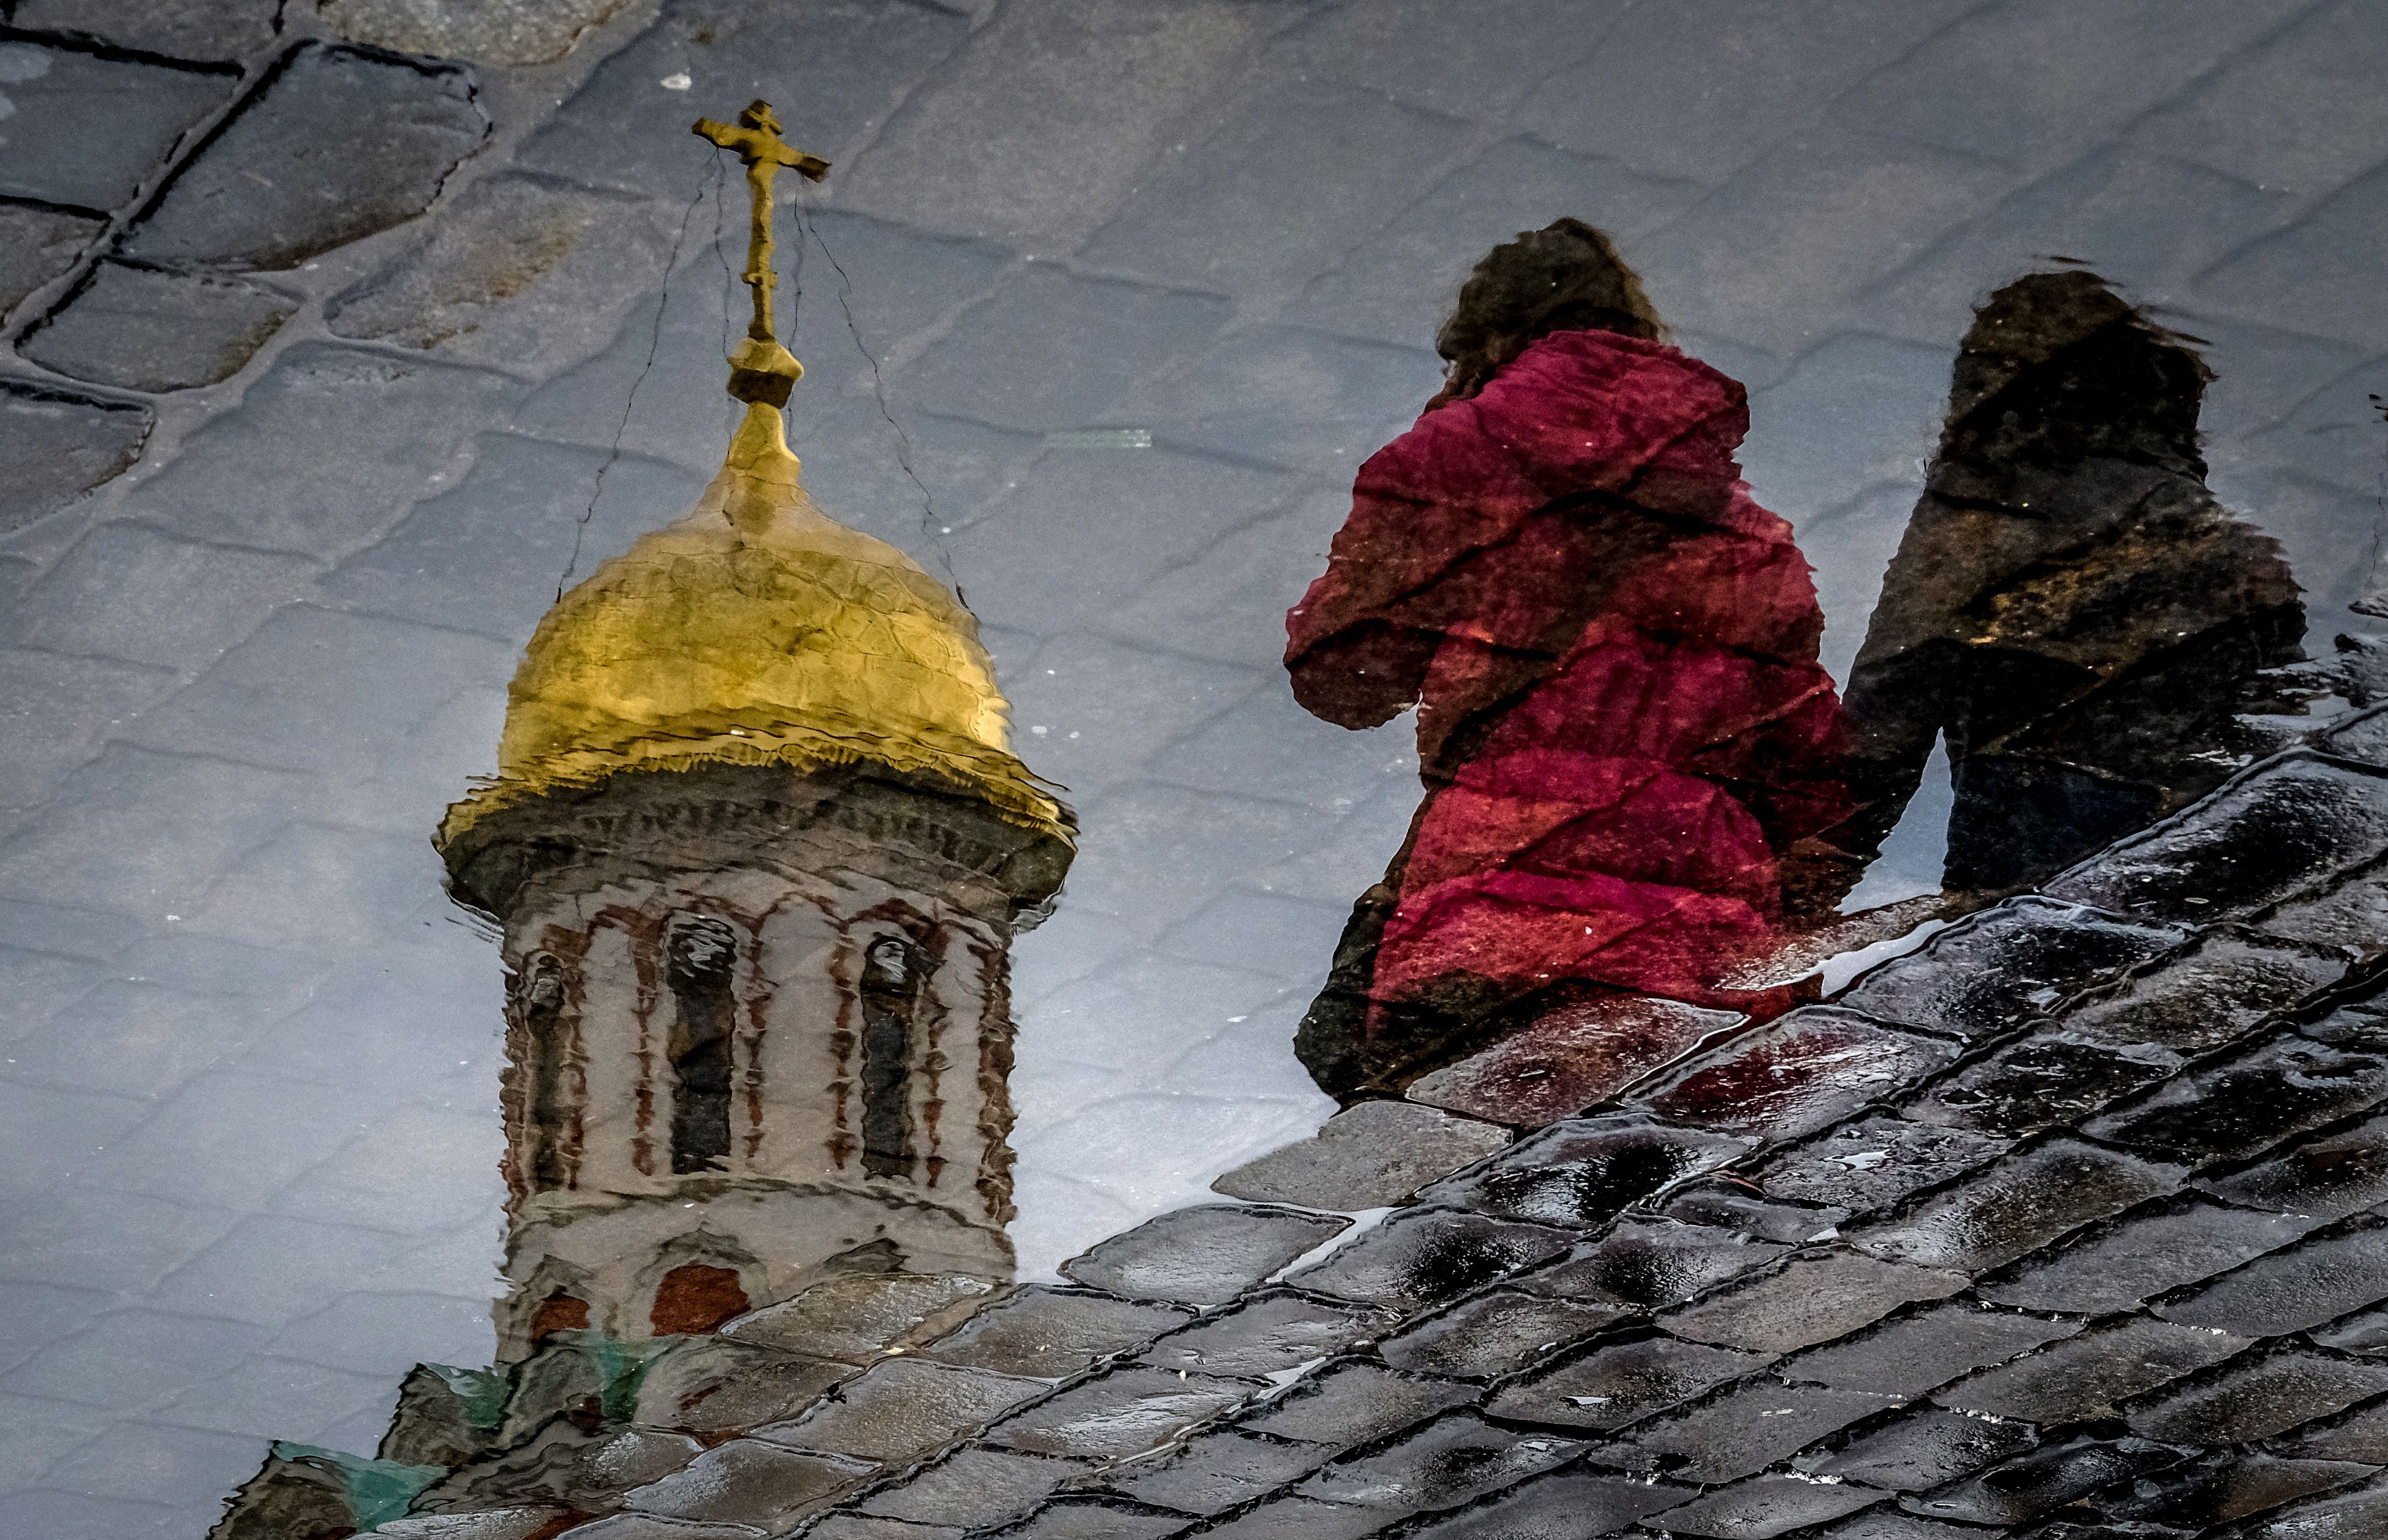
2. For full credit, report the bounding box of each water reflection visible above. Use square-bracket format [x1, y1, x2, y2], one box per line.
[1289, 231, 2317, 1101]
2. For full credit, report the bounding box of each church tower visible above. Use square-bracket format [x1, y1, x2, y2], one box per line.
[433, 102, 1073, 1361]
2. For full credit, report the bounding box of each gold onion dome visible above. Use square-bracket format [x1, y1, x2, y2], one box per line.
[438, 406, 1067, 849]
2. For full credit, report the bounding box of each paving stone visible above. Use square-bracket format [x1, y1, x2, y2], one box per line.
[1060, 1204, 1349, 1307]
[1297, 1410, 1583, 1516]
[1903, 1437, 2186, 1527]
[9, 0, 281, 60]
[1141, 1292, 1394, 1380]
[921, 1287, 1192, 1381]
[2046, 755, 2388, 924]
[2063, 932, 2348, 1055]
[1376, 1288, 1626, 1381]
[1836, 898, 2186, 1044]
[0, 200, 102, 319]
[853, 1447, 1084, 1531]
[1757, 1118, 2011, 1216]
[2083, 1035, 2388, 1165]
[1662, 1251, 1966, 1356]
[759, 1358, 1048, 1465]
[124, 43, 488, 272]
[1851, 1138, 2188, 1272]
[543, 1516, 764, 1540]
[1526, 1220, 1791, 1312]
[1938, 1318, 2256, 1425]
[804, 1516, 962, 1540]
[1633, 1009, 1961, 1143]
[21, 262, 296, 392]
[2198, 1111, 2388, 1223]
[1395, 1466, 1695, 1539]
[2299, 995, 2388, 1051]
[2326, 706, 2388, 767]
[908, 269, 1234, 435]
[2160, 1218, 2388, 1338]
[6, 522, 318, 670]
[1485, 1335, 1771, 1432]
[722, 1274, 996, 1364]
[1211, 1101, 1510, 1212]
[1285, 1209, 1575, 1313]
[1237, 1361, 1476, 1448]
[375, 1511, 574, 1540]
[1644, 1472, 1882, 1538]
[117, 341, 519, 556]
[1419, 1114, 1755, 1230]
[1629, 1378, 1892, 1486]
[2242, 1476, 2388, 1539]
[0, 42, 233, 212]
[2310, 1303, 2388, 1358]
[2097, 1450, 2378, 1530]
[629, 1337, 857, 1437]
[1657, 1183, 1849, 1246]
[983, 1368, 1251, 1461]
[1980, 1196, 2324, 1314]
[1812, 1408, 2038, 1492]
[986, 1495, 1193, 1539]
[1181, 1495, 1383, 1540]
[1099, 1428, 1333, 1516]
[1818, 1517, 1982, 1540]
[326, 171, 681, 377]
[2276, 1399, 2388, 1463]
[1786, 1301, 2083, 1399]
[318, 0, 629, 64]
[2124, 1349, 2388, 1445]
[621, 1439, 875, 1530]
[1905, 1034, 2182, 1138]
[2261, 858, 2388, 958]
[1406, 996, 1744, 1128]
[0, 381, 152, 533]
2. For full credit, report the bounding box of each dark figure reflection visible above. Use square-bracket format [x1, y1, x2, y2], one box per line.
[1286, 221, 1860, 1099]
[1287, 233, 2308, 1102]
[1841, 269, 2305, 895]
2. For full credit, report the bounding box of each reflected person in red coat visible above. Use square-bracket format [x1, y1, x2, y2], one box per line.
[1286, 220, 1859, 1100]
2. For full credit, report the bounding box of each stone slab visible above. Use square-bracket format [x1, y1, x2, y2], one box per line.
[1211, 1100, 1509, 1211]
[1406, 995, 1742, 1128]
[21, 262, 295, 392]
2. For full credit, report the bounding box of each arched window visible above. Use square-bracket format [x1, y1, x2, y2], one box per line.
[665, 917, 738, 1176]
[650, 1262, 749, 1336]
[518, 954, 576, 1192]
[859, 935, 923, 1180]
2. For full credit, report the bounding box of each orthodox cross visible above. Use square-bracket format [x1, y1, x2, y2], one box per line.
[693, 99, 830, 404]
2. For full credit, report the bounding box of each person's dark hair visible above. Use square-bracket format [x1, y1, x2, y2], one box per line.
[1434, 218, 1665, 401]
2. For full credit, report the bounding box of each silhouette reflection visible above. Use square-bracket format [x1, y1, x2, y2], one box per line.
[1288, 237, 2310, 1102]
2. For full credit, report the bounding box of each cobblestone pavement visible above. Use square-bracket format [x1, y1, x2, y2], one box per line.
[3, 1, 2387, 1536]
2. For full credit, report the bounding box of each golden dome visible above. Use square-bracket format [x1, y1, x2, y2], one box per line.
[439, 403, 1067, 848]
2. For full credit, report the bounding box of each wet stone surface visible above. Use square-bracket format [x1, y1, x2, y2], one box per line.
[760, 1358, 1048, 1466]
[1644, 1471, 1882, 1537]
[22, 261, 297, 393]
[0, 40, 234, 210]
[1757, 1117, 2011, 1215]
[1851, 1137, 2187, 1272]
[2156, 1218, 2388, 1336]
[2082, 1033, 2388, 1165]
[2123, 1348, 2388, 1445]
[1375, 1287, 1625, 1380]
[1420, 1114, 1754, 1229]
[1785, 1300, 2082, 1398]
[987, 1494, 1193, 1539]
[627, 1337, 857, 1436]
[1525, 1219, 1790, 1311]
[2097, 1450, 2379, 1530]
[1905, 1033, 2182, 1137]
[1396, 1467, 1693, 1539]
[852, 1446, 1082, 1531]
[124, 43, 488, 272]
[1659, 1179, 1849, 1244]
[1285, 1207, 1574, 1313]
[2061, 931, 2348, 1055]
[1811, 1406, 2039, 1491]
[1140, 1291, 1393, 1380]
[2046, 754, 2388, 923]
[0, 381, 152, 532]
[1626, 1378, 1893, 1484]
[1210, 1100, 1511, 1212]
[2278, 1399, 2388, 1463]
[0, 201, 105, 319]
[1235, 1361, 1476, 1448]
[1976, 1195, 2323, 1314]
[1060, 1204, 1350, 1307]
[621, 1439, 875, 1530]
[2196, 1110, 2388, 1222]
[1097, 1428, 1331, 1515]
[1661, 1250, 1966, 1355]
[1295, 1410, 1583, 1515]
[1936, 1316, 2254, 1424]
[1835, 897, 2185, 1043]
[1485, 1334, 1771, 1431]
[1904, 1436, 2185, 1527]
[722, 1273, 995, 1363]
[1405, 995, 1743, 1128]
[982, 1367, 1252, 1460]
[1634, 1009, 1961, 1142]
[920, 1287, 1192, 1380]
